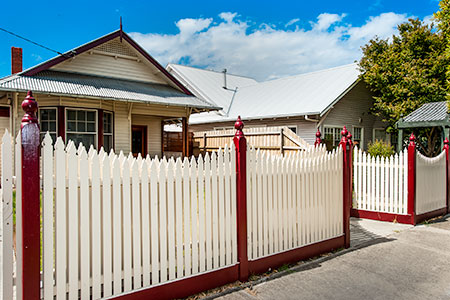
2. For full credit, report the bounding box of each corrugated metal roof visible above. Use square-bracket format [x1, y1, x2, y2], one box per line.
[0, 71, 218, 110]
[402, 101, 448, 123]
[168, 63, 360, 124]
[167, 64, 258, 112]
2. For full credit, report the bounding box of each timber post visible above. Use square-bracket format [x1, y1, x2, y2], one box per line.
[233, 116, 249, 281]
[339, 126, 351, 248]
[20, 91, 41, 300]
[407, 133, 416, 225]
[444, 138, 449, 213]
[280, 127, 284, 155]
[314, 129, 322, 147]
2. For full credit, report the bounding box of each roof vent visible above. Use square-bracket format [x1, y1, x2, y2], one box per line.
[222, 68, 227, 89]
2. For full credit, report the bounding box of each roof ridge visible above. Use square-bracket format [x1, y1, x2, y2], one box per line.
[168, 63, 258, 81]
[259, 63, 359, 84]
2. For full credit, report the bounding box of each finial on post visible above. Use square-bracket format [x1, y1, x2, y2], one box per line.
[341, 126, 348, 144]
[409, 133, 416, 146]
[234, 116, 244, 137]
[314, 129, 322, 147]
[347, 132, 353, 147]
[444, 137, 449, 150]
[21, 91, 39, 128]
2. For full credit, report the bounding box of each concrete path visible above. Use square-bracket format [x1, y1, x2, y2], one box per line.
[216, 216, 450, 300]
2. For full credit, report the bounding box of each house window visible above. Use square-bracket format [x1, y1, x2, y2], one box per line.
[66, 109, 97, 148]
[39, 108, 57, 142]
[323, 126, 342, 150]
[373, 128, 387, 142]
[103, 111, 113, 152]
[353, 127, 363, 148]
[287, 125, 297, 134]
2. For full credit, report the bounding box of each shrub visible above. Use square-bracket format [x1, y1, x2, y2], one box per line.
[367, 140, 395, 157]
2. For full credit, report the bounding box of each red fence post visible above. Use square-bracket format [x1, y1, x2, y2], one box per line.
[20, 91, 41, 299]
[233, 116, 249, 281]
[407, 134, 416, 225]
[339, 126, 351, 248]
[314, 129, 322, 147]
[444, 138, 449, 214]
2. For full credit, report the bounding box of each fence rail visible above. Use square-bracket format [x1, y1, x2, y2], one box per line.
[193, 126, 310, 155]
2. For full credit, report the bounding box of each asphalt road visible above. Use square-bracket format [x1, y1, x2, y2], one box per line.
[216, 216, 450, 300]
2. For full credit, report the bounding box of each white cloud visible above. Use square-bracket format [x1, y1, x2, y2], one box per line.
[130, 12, 411, 81]
[285, 18, 300, 27]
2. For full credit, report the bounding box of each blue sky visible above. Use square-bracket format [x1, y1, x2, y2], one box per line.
[0, 0, 440, 80]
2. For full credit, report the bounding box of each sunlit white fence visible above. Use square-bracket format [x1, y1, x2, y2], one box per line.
[415, 151, 447, 215]
[353, 148, 408, 214]
[247, 145, 343, 260]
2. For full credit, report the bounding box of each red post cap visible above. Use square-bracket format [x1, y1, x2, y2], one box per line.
[21, 90, 39, 126]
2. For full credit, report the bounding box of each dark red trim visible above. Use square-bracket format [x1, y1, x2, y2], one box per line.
[57, 106, 65, 142]
[233, 116, 248, 281]
[0, 106, 10, 117]
[339, 127, 351, 248]
[415, 207, 448, 224]
[112, 265, 238, 300]
[22, 30, 193, 96]
[444, 139, 450, 214]
[351, 209, 414, 225]
[98, 109, 104, 149]
[20, 91, 41, 299]
[407, 134, 416, 225]
[248, 236, 344, 275]
[182, 117, 189, 157]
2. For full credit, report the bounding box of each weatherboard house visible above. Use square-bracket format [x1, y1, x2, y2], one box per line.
[167, 63, 387, 150]
[0, 29, 217, 158]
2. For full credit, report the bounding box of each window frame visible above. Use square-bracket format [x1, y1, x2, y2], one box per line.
[323, 125, 343, 148]
[103, 110, 114, 151]
[38, 107, 58, 141]
[352, 126, 364, 149]
[286, 125, 298, 134]
[65, 107, 98, 148]
[373, 128, 389, 143]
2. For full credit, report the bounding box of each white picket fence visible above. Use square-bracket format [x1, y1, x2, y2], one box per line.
[353, 148, 408, 214]
[415, 151, 447, 215]
[0, 132, 235, 300]
[246, 145, 343, 260]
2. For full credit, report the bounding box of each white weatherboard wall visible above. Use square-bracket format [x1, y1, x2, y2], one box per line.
[415, 151, 447, 215]
[246, 145, 343, 260]
[40, 134, 237, 299]
[353, 148, 408, 214]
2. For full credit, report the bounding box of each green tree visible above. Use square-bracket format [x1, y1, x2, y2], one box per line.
[435, 0, 450, 95]
[358, 18, 448, 156]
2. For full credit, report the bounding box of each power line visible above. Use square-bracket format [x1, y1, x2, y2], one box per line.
[0, 27, 66, 56]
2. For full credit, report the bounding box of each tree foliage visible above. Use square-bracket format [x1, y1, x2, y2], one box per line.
[435, 0, 450, 93]
[358, 18, 449, 156]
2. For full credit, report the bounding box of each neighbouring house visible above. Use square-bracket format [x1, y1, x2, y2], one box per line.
[0, 29, 218, 159]
[396, 101, 449, 152]
[167, 63, 388, 150]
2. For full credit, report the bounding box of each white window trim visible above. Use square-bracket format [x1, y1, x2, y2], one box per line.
[323, 125, 343, 147]
[286, 125, 298, 134]
[38, 107, 58, 138]
[65, 108, 98, 148]
[352, 126, 364, 149]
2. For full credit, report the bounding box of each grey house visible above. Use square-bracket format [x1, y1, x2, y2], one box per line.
[167, 63, 387, 150]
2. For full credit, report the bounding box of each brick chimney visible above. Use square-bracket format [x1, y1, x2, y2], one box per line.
[11, 47, 23, 74]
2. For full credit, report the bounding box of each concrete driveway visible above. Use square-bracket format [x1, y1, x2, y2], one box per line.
[215, 216, 450, 300]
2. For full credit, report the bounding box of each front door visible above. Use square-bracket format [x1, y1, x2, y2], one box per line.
[132, 125, 147, 157]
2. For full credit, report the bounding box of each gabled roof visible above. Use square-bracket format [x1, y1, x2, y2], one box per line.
[0, 29, 221, 111]
[403, 101, 448, 123]
[0, 71, 216, 110]
[397, 101, 449, 128]
[168, 63, 360, 124]
[20, 29, 193, 95]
